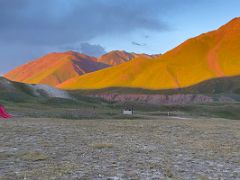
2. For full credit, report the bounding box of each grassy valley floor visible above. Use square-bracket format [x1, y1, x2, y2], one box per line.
[0, 117, 239, 179]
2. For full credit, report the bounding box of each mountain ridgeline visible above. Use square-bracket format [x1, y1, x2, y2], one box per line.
[4, 50, 157, 87]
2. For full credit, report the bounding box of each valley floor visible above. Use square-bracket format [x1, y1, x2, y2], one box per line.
[0, 117, 240, 179]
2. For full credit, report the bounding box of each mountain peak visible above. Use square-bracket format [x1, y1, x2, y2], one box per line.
[219, 17, 240, 31]
[228, 17, 240, 24]
[64, 50, 80, 55]
[62, 51, 96, 59]
[108, 50, 127, 53]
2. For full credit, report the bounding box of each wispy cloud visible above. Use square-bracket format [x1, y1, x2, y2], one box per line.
[132, 41, 147, 46]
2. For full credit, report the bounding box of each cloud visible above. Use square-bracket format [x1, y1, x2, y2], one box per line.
[132, 41, 146, 46]
[79, 43, 106, 57]
[0, 0, 172, 46]
[59, 43, 106, 57]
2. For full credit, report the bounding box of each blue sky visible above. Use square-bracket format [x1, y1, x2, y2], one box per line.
[0, 0, 239, 73]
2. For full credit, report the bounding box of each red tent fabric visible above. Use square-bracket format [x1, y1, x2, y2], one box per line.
[0, 105, 12, 119]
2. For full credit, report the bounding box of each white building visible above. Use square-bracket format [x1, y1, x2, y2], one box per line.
[122, 108, 134, 115]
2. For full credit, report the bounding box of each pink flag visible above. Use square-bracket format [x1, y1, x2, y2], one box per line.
[0, 105, 12, 119]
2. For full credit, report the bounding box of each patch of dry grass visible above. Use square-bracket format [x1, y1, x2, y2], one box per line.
[91, 143, 114, 149]
[5, 162, 77, 180]
[0, 152, 13, 160]
[19, 151, 48, 161]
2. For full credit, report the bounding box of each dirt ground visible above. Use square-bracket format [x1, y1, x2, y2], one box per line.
[0, 117, 240, 179]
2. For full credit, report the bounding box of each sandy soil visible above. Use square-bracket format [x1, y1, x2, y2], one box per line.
[0, 117, 240, 179]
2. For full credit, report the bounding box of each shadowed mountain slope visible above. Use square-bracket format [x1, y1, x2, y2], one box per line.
[72, 75, 240, 95]
[0, 77, 71, 101]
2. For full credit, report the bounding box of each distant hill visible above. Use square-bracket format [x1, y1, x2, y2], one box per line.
[96, 50, 158, 66]
[4, 51, 109, 87]
[58, 17, 240, 90]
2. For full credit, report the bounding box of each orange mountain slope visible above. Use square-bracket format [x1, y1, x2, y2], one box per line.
[4, 51, 109, 86]
[96, 50, 158, 66]
[4, 50, 157, 87]
[58, 18, 240, 90]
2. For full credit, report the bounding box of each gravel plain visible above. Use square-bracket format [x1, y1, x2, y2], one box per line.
[0, 117, 240, 179]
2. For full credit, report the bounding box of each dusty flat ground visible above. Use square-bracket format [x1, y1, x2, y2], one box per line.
[0, 117, 240, 179]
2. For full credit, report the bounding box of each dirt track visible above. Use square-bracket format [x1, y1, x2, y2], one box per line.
[0, 117, 240, 179]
